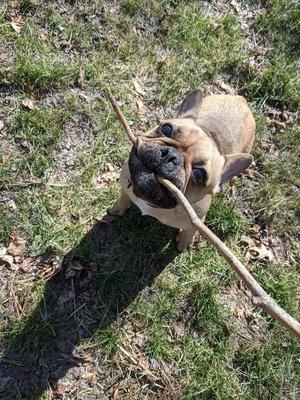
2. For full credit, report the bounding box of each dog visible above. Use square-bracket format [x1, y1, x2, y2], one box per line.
[110, 89, 255, 251]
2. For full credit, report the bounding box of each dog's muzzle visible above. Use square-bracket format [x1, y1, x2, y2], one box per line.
[128, 143, 185, 209]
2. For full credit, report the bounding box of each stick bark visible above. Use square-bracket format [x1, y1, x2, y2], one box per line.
[106, 90, 137, 146]
[107, 89, 300, 339]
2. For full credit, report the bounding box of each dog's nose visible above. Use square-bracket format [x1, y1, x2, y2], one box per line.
[159, 146, 181, 166]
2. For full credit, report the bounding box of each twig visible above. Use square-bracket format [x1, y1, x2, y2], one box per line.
[0, 181, 72, 191]
[106, 90, 137, 146]
[158, 177, 300, 338]
[0, 181, 43, 191]
[0, 357, 28, 369]
[107, 89, 300, 338]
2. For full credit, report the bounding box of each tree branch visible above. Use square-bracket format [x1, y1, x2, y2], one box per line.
[106, 90, 137, 146]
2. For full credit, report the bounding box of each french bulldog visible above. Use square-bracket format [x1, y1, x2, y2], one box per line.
[110, 89, 255, 251]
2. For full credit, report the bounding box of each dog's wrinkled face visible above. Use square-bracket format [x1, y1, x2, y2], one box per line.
[129, 117, 223, 208]
[128, 89, 253, 209]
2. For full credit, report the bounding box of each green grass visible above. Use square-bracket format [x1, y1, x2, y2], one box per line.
[0, 1, 299, 399]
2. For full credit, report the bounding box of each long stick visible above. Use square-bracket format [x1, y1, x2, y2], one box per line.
[106, 90, 137, 146]
[158, 177, 300, 338]
[107, 90, 300, 338]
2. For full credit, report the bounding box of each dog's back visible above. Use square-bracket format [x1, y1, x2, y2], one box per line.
[196, 95, 255, 154]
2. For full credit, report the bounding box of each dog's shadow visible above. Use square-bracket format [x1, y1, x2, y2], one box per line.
[0, 207, 178, 399]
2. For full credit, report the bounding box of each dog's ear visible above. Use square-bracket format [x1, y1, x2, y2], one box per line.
[177, 89, 203, 120]
[220, 153, 253, 186]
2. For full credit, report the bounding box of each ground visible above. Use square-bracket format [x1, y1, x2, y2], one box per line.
[0, 0, 299, 399]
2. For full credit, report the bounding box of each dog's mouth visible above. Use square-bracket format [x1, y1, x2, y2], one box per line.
[128, 147, 184, 209]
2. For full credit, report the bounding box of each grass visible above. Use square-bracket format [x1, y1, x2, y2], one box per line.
[0, 0, 299, 399]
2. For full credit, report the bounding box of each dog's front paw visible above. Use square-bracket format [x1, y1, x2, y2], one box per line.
[176, 230, 195, 252]
[109, 192, 132, 216]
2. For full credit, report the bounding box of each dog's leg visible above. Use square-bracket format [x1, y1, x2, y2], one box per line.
[176, 197, 210, 251]
[176, 227, 198, 252]
[110, 190, 132, 216]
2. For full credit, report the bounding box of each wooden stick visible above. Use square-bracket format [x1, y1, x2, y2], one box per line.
[158, 177, 300, 338]
[106, 90, 137, 146]
[106, 90, 300, 338]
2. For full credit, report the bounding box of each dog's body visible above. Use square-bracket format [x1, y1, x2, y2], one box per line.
[111, 90, 255, 251]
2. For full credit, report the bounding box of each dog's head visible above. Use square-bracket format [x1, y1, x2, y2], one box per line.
[129, 90, 253, 208]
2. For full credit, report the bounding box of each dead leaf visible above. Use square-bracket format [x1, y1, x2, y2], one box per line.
[94, 170, 120, 188]
[13, 255, 24, 263]
[20, 257, 34, 272]
[248, 244, 274, 263]
[10, 22, 22, 34]
[57, 290, 75, 306]
[77, 68, 85, 88]
[173, 324, 185, 341]
[39, 33, 47, 41]
[240, 236, 258, 249]
[51, 382, 66, 396]
[138, 356, 149, 370]
[21, 98, 35, 110]
[231, 0, 242, 13]
[249, 224, 261, 236]
[0, 246, 7, 257]
[65, 260, 83, 279]
[132, 77, 146, 96]
[7, 199, 17, 212]
[0, 254, 16, 270]
[38, 255, 63, 280]
[90, 373, 99, 386]
[136, 99, 146, 116]
[243, 168, 264, 179]
[132, 334, 146, 347]
[7, 235, 26, 256]
[0, 120, 4, 130]
[214, 79, 235, 95]
[212, 22, 222, 30]
[267, 118, 286, 132]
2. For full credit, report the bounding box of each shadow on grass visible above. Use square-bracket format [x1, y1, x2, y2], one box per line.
[0, 207, 177, 399]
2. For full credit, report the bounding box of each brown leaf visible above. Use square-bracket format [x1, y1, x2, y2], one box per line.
[212, 22, 222, 30]
[0, 254, 16, 270]
[214, 79, 235, 95]
[132, 334, 146, 347]
[0, 120, 4, 130]
[65, 260, 83, 279]
[173, 324, 185, 341]
[10, 22, 22, 34]
[20, 257, 34, 272]
[7, 235, 26, 256]
[13, 255, 24, 264]
[138, 356, 149, 370]
[94, 170, 120, 188]
[132, 77, 146, 96]
[22, 98, 35, 110]
[136, 99, 146, 116]
[240, 236, 257, 249]
[243, 168, 263, 179]
[90, 373, 99, 386]
[248, 244, 274, 263]
[52, 382, 66, 396]
[267, 118, 286, 132]
[7, 199, 17, 212]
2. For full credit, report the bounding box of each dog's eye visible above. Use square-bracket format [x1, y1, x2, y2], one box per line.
[192, 167, 207, 185]
[160, 123, 173, 137]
